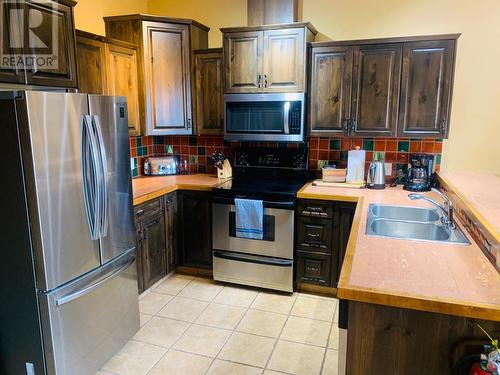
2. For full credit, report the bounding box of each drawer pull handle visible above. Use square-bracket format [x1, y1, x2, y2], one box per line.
[307, 233, 320, 238]
[136, 209, 145, 216]
[307, 207, 322, 212]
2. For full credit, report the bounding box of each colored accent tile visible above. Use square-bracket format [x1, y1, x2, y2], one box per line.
[189, 155, 198, 164]
[340, 151, 348, 161]
[330, 139, 341, 150]
[329, 150, 340, 161]
[397, 141, 409, 152]
[397, 152, 409, 164]
[309, 138, 319, 149]
[318, 150, 329, 160]
[385, 140, 397, 151]
[136, 137, 142, 147]
[385, 152, 397, 162]
[166, 145, 174, 154]
[198, 146, 206, 155]
[373, 151, 385, 161]
[363, 139, 374, 151]
[434, 142, 443, 153]
[132, 168, 138, 177]
[365, 151, 373, 162]
[130, 137, 137, 148]
[189, 136, 197, 146]
[319, 138, 329, 149]
[154, 136, 165, 144]
[351, 138, 362, 149]
[298, 142, 307, 149]
[309, 148, 319, 160]
[308, 159, 317, 170]
[318, 160, 328, 169]
[130, 148, 137, 157]
[180, 136, 189, 145]
[410, 141, 422, 153]
[374, 140, 385, 151]
[422, 141, 434, 153]
[341, 139, 351, 151]
[435, 154, 442, 165]
[198, 165, 206, 173]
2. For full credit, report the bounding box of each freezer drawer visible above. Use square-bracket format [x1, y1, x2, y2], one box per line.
[39, 252, 139, 375]
[213, 251, 293, 292]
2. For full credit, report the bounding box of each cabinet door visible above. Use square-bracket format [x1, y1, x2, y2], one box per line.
[296, 217, 334, 252]
[23, 0, 77, 88]
[297, 251, 331, 286]
[142, 212, 167, 290]
[195, 50, 223, 134]
[224, 31, 262, 93]
[309, 46, 353, 135]
[180, 191, 212, 268]
[0, 2, 25, 84]
[144, 22, 192, 135]
[165, 192, 178, 274]
[351, 44, 401, 137]
[76, 36, 106, 94]
[105, 43, 141, 136]
[262, 28, 304, 92]
[398, 40, 455, 138]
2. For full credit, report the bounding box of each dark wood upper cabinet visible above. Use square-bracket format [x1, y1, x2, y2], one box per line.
[309, 34, 458, 138]
[0, 2, 25, 84]
[247, 0, 298, 26]
[23, 0, 77, 88]
[76, 32, 107, 95]
[222, 23, 316, 93]
[398, 39, 456, 138]
[351, 43, 401, 137]
[309, 46, 353, 135]
[105, 15, 209, 136]
[223, 31, 262, 93]
[262, 28, 305, 92]
[194, 48, 223, 134]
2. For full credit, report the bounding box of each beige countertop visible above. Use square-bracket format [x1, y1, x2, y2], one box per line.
[132, 174, 225, 205]
[297, 183, 500, 321]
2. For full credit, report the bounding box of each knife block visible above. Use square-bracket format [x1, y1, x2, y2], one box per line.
[217, 159, 232, 179]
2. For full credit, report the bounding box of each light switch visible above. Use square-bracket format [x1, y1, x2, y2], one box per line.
[130, 157, 135, 171]
[384, 163, 392, 176]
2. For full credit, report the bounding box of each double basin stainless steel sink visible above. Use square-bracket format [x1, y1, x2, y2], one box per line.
[366, 204, 470, 244]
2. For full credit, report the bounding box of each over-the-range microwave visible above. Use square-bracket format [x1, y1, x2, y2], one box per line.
[224, 93, 305, 142]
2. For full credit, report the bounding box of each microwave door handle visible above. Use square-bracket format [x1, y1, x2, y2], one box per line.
[283, 101, 290, 134]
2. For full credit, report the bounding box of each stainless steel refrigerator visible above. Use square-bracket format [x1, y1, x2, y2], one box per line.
[0, 91, 139, 375]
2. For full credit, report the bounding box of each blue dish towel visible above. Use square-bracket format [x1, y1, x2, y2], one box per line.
[235, 198, 264, 240]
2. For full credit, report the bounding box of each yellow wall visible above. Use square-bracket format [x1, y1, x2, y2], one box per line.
[144, 0, 500, 174]
[74, 0, 148, 35]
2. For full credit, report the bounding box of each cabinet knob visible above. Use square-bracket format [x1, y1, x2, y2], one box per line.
[264, 74, 268, 88]
[257, 74, 262, 88]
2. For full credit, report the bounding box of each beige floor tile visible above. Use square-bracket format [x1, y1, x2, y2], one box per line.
[213, 286, 259, 308]
[333, 305, 339, 323]
[174, 324, 231, 357]
[263, 371, 284, 375]
[322, 349, 339, 375]
[195, 302, 247, 330]
[178, 279, 224, 301]
[267, 340, 325, 375]
[134, 317, 189, 348]
[291, 296, 337, 322]
[328, 325, 339, 350]
[251, 292, 296, 314]
[148, 349, 212, 375]
[218, 332, 275, 368]
[154, 274, 193, 295]
[157, 296, 208, 322]
[280, 316, 331, 347]
[139, 292, 174, 315]
[102, 340, 166, 375]
[207, 359, 263, 375]
[94, 371, 115, 375]
[236, 309, 287, 338]
[140, 313, 153, 327]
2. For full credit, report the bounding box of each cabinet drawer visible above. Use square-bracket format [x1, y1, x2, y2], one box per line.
[297, 200, 334, 219]
[296, 217, 334, 252]
[297, 251, 331, 286]
[135, 197, 164, 220]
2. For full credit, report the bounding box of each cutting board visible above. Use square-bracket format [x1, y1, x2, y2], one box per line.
[312, 180, 366, 189]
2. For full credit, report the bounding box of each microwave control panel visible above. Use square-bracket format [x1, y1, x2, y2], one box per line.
[289, 102, 302, 135]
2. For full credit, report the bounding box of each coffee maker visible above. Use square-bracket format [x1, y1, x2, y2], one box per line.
[403, 154, 435, 192]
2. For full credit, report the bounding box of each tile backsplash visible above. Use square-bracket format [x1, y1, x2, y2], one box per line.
[130, 135, 442, 179]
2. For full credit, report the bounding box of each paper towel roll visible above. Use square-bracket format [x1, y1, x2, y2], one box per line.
[346, 149, 366, 183]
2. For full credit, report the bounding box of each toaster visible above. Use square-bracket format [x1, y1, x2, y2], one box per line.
[143, 156, 179, 176]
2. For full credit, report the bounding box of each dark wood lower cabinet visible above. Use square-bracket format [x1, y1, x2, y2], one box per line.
[296, 199, 356, 288]
[165, 192, 178, 273]
[179, 190, 212, 268]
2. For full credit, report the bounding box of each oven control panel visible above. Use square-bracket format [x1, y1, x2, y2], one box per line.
[234, 148, 308, 170]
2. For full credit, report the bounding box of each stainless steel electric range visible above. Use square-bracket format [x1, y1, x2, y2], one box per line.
[212, 147, 308, 292]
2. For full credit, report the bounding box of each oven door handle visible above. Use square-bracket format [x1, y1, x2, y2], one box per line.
[213, 196, 295, 209]
[213, 251, 293, 267]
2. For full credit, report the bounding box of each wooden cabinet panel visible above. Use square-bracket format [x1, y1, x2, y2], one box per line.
[165, 192, 178, 274]
[247, 0, 298, 26]
[105, 43, 141, 135]
[351, 44, 401, 137]
[142, 211, 167, 290]
[297, 199, 334, 219]
[135, 220, 145, 294]
[195, 49, 223, 134]
[179, 191, 212, 268]
[224, 31, 262, 93]
[297, 251, 331, 286]
[262, 28, 304, 92]
[309, 46, 353, 135]
[398, 40, 455, 137]
[144, 22, 192, 135]
[297, 217, 334, 252]
[76, 35, 106, 94]
[23, 0, 77, 88]
[0, 3, 25, 84]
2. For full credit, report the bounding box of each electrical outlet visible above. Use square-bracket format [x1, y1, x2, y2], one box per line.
[130, 158, 135, 171]
[384, 163, 392, 176]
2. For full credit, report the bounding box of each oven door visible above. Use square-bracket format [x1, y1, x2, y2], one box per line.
[212, 201, 294, 259]
[224, 93, 304, 142]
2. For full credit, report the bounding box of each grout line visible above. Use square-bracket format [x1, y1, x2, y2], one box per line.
[319, 319, 335, 374]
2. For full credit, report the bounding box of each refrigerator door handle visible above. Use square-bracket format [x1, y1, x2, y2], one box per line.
[81, 115, 101, 240]
[55, 256, 134, 306]
[91, 115, 109, 238]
